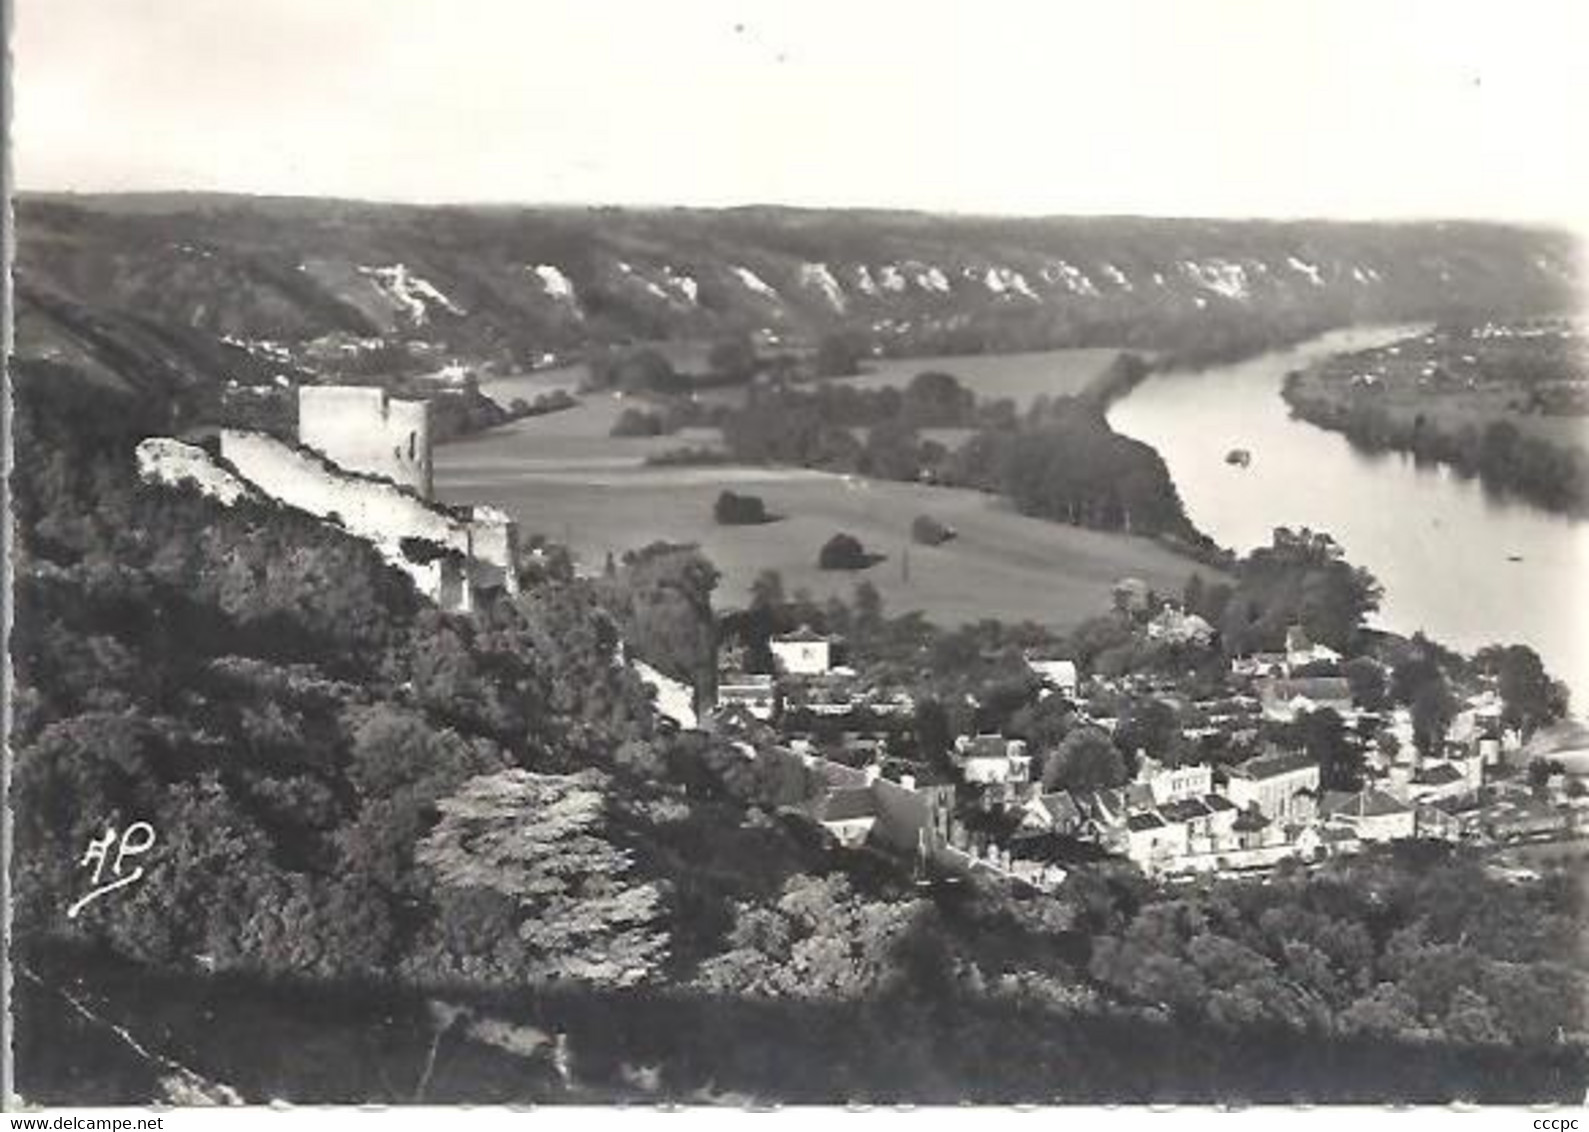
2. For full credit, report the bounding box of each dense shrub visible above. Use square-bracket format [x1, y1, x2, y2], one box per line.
[714, 491, 773, 526]
[610, 408, 666, 437]
[910, 514, 955, 546]
[818, 532, 873, 571]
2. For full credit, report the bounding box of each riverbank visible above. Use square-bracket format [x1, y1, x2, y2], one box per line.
[1280, 323, 1588, 517]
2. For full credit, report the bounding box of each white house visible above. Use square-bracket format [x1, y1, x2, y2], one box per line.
[1137, 757, 1214, 805]
[955, 735, 1032, 788]
[1321, 788, 1415, 842]
[1124, 812, 1184, 874]
[770, 627, 834, 676]
[1225, 750, 1321, 822]
[1145, 607, 1215, 647]
[1026, 658, 1080, 699]
[715, 673, 778, 721]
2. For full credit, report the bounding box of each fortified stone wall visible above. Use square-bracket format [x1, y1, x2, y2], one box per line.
[298, 385, 434, 499]
[136, 438, 257, 506]
[218, 430, 517, 610]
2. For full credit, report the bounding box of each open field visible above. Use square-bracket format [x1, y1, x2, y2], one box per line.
[435, 402, 1216, 627]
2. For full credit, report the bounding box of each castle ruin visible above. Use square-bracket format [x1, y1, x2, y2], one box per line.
[141, 384, 519, 613]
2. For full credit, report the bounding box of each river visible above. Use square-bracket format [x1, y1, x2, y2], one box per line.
[1107, 325, 1589, 706]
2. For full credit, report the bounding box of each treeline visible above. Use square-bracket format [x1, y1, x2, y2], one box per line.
[713, 371, 1199, 542]
[1284, 376, 1588, 515]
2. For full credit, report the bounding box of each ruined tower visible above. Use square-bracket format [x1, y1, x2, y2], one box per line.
[297, 385, 434, 499]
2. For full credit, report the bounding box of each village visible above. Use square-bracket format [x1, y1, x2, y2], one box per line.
[684, 581, 1588, 891]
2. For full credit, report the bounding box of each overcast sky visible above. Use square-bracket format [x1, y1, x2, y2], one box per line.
[13, 0, 1588, 224]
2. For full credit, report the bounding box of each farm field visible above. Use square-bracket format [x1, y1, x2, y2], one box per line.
[435, 400, 1214, 627]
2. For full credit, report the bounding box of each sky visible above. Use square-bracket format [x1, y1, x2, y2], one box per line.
[12, 0, 1589, 225]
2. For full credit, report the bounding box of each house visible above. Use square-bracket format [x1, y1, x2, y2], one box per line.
[1124, 812, 1183, 873]
[816, 788, 879, 848]
[1407, 761, 1474, 803]
[1284, 625, 1342, 673]
[1232, 652, 1289, 680]
[1019, 791, 1085, 836]
[1231, 806, 1276, 850]
[1026, 658, 1080, 699]
[1159, 796, 1220, 854]
[1137, 757, 1214, 805]
[1257, 677, 1354, 721]
[954, 735, 1032, 787]
[1146, 607, 1215, 647]
[770, 626, 835, 676]
[1225, 750, 1321, 822]
[715, 673, 779, 721]
[1414, 804, 1463, 841]
[1320, 787, 1416, 842]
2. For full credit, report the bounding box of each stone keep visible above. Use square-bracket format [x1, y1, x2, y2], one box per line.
[298, 385, 433, 499]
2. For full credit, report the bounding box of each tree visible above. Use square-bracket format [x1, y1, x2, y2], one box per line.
[1042, 727, 1127, 792]
[707, 335, 759, 382]
[1007, 693, 1076, 753]
[852, 581, 885, 639]
[1343, 657, 1388, 711]
[818, 532, 872, 571]
[749, 569, 785, 611]
[417, 769, 669, 987]
[610, 408, 665, 437]
[1114, 699, 1181, 765]
[1411, 679, 1458, 759]
[713, 490, 772, 525]
[911, 514, 956, 546]
[1497, 645, 1564, 734]
[603, 542, 721, 698]
[1291, 707, 1362, 791]
[814, 331, 867, 377]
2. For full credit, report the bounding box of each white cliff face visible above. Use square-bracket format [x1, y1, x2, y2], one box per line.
[664, 266, 699, 305]
[853, 265, 879, 295]
[358, 264, 464, 323]
[531, 264, 583, 315]
[617, 262, 670, 302]
[1286, 256, 1326, 287]
[878, 264, 908, 293]
[983, 266, 1040, 301]
[915, 265, 952, 294]
[1099, 263, 1133, 292]
[1045, 261, 1100, 297]
[732, 265, 781, 302]
[800, 262, 847, 311]
[1184, 258, 1251, 300]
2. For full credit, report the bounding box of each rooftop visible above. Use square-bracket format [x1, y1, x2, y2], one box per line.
[819, 787, 879, 823]
[1413, 763, 1466, 786]
[1321, 787, 1411, 819]
[1229, 750, 1319, 781]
